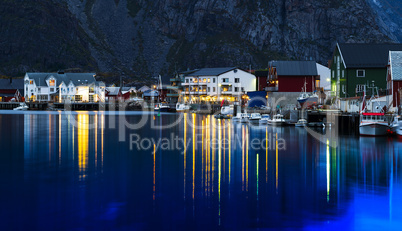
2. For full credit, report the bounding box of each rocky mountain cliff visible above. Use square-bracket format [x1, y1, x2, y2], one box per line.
[0, 0, 399, 79]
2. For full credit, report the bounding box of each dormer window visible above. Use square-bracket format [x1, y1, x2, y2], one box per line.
[49, 79, 55, 86]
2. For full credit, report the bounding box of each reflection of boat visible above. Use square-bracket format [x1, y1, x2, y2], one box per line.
[155, 102, 170, 112]
[176, 103, 190, 112]
[221, 105, 234, 115]
[214, 113, 230, 119]
[268, 114, 286, 126]
[13, 103, 29, 111]
[297, 81, 318, 107]
[240, 113, 249, 123]
[259, 114, 270, 124]
[249, 113, 261, 123]
[359, 112, 388, 136]
[295, 119, 307, 127]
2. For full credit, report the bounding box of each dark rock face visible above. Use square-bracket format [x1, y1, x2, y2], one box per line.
[0, 0, 398, 77]
[0, 0, 97, 76]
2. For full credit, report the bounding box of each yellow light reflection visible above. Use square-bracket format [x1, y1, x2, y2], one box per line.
[59, 112, 61, 165]
[184, 113, 187, 199]
[153, 144, 156, 201]
[276, 133, 278, 193]
[101, 114, 104, 171]
[49, 114, 52, 163]
[266, 127, 268, 182]
[246, 127, 249, 192]
[242, 125, 245, 191]
[192, 113, 196, 200]
[228, 121, 231, 186]
[95, 114, 98, 168]
[218, 119, 222, 225]
[257, 153, 259, 201]
[78, 114, 89, 180]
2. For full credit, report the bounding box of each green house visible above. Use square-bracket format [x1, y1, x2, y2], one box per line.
[330, 43, 402, 98]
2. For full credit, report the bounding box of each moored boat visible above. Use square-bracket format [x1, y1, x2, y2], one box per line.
[359, 112, 388, 136]
[13, 103, 28, 111]
[267, 114, 286, 126]
[295, 119, 307, 127]
[249, 113, 261, 123]
[259, 114, 270, 124]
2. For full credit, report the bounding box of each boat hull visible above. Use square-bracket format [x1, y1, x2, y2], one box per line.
[298, 96, 318, 108]
[268, 121, 286, 126]
[359, 123, 388, 136]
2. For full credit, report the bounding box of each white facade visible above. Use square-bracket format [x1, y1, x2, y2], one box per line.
[181, 68, 256, 103]
[24, 72, 105, 103]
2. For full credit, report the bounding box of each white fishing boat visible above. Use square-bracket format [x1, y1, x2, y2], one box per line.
[359, 112, 388, 136]
[240, 113, 249, 123]
[295, 119, 307, 127]
[13, 103, 28, 111]
[176, 103, 190, 112]
[249, 113, 261, 123]
[359, 84, 389, 136]
[297, 81, 318, 108]
[267, 114, 286, 126]
[259, 114, 270, 124]
[221, 105, 234, 115]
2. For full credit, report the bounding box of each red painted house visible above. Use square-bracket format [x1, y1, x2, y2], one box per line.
[268, 61, 319, 92]
[254, 70, 268, 91]
[105, 87, 122, 101]
[0, 78, 24, 102]
[387, 51, 402, 108]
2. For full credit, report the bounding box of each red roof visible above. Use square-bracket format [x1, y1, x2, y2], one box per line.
[362, 112, 384, 116]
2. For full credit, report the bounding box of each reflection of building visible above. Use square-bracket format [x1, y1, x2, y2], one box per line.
[181, 67, 256, 103]
[24, 71, 105, 102]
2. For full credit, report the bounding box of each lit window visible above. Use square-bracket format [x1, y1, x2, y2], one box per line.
[208, 78, 210, 83]
[49, 79, 55, 86]
[29, 80, 33, 85]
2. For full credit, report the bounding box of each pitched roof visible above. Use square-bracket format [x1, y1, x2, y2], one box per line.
[26, 72, 97, 87]
[106, 87, 121, 96]
[0, 78, 24, 90]
[390, 51, 402, 81]
[338, 43, 402, 68]
[270, 61, 318, 76]
[187, 67, 238, 76]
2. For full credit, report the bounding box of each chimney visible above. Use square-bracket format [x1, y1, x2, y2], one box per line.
[58, 70, 65, 74]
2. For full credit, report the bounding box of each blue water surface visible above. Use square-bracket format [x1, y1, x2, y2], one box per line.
[0, 111, 401, 230]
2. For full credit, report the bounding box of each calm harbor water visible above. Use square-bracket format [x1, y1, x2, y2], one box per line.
[0, 111, 402, 230]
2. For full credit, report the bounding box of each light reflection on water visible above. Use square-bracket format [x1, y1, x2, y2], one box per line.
[0, 112, 401, 230]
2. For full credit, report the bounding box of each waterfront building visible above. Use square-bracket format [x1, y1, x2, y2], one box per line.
[167, 69, 198, 103]
[24, 71, 106, 103]
[181, 67, 256, 103]
[0, 78, 24, 102]
[387, 51, 402, 109]
[105, 87, 122, 101]
[330, 43, 402, 98]
[267, 61, 319, 92]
